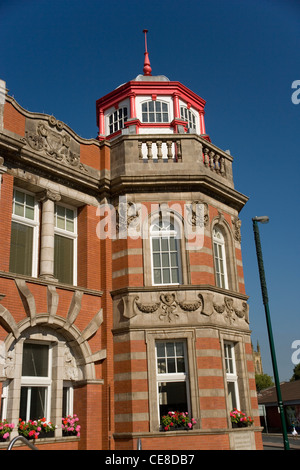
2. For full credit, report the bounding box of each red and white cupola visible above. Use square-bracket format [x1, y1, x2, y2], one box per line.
[96, 31, 208, 141]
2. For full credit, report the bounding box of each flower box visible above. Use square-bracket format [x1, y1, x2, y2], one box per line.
[160, 411, 197, 432]
[230, 408, 253, 428]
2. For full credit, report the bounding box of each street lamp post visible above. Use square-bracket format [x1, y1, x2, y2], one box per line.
[252, 216, 290, 450]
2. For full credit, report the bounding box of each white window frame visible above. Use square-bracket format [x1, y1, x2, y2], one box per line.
[62, 381, 74, 417]
[54, 203, 78, 285]
[20, 341, 52, 422]
[150, 219, 182, 286]
[180, 106, 196, 130]
[10, 188, 39, 277]
[213, 226, 229, 289]
[224, 341, 240, 411]
[141, 100, 169, 123]
[108, 106, 128, 134]
[155, 340, 191, 424]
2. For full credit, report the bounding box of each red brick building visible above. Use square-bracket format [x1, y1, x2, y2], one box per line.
[0, 43, 262, 450]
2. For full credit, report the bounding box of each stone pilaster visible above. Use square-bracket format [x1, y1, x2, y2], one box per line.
[38, 189, 61, 280]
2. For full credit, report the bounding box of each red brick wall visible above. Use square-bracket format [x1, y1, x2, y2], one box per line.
[0, 174, 14, 272]
[3, 102, 25, 136]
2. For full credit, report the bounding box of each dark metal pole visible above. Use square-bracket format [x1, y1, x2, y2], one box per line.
[252, 218, 290, 450]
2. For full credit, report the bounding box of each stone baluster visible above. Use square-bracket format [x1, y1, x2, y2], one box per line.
[146, 141, 153, 160]
[176, 140, 182, 160]
[138, 141, 143, 160]
[167, 141, 173, 160]
[203, 148, 209, 167]
[209, 151, 215, 170]
[157, 141, 163, 160]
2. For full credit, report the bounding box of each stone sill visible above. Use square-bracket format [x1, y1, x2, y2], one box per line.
[113, 426, 263, 439]
[0, 435, 79, 449]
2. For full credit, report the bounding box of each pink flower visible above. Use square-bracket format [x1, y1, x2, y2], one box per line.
[3, 432, 9, 440]
[187, 422, 192, 429]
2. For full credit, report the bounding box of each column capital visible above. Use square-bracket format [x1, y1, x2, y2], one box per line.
[37, 188, 61, 203]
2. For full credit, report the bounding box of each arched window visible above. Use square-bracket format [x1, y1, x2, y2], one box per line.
[108, 107, 128, 134]
[142, 100, 169, 123]
[213, 226, 229, 289]
[150, 219, 181, 285]
[180, 106, 196, 130]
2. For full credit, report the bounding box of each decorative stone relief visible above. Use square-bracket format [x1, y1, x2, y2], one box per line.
[213, 296, 249, 324]
[232, 216, 242, 242]
[25, 117, 87, 172]
[186, 201, 209, 228]
[115, 201, 141, 236]
[0, 345, 16, 379]
[133, 291, 204, 323]
[63, 345, 79, 381]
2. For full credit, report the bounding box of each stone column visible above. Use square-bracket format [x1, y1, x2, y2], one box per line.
[38, 189, 61, 280]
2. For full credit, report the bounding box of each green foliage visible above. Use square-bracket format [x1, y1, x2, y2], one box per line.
[290, 363, 300, 381]
[255, 373, 274, 392]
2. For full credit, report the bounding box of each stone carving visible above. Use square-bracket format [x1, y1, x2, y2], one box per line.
[159, 293, 179, 323]
[116, 201, 141, 235]
[213, 296, 249, 324]
[232, 217, 242, 242]
[134, 296, 160, 314]
[133, 291, 204, 322]
[186, 201, 209, 228]
[64, 345, 79, 381]
[25, 119, 86, 172]
[178, 293, 203, 312]
[3, 348, 15, 379]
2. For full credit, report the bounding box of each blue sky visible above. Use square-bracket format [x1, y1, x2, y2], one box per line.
[1, 0, 300, 382]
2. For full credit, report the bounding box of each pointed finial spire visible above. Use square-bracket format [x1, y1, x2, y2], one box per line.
[143, 29, 152, 76]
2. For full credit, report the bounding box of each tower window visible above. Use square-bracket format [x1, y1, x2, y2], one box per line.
[150, 220, 181, 285]
[142, 100, 169, 123]
[180, 106, 196, 130]
[108, 107, 128, 134]
[213, 226, 229, 289]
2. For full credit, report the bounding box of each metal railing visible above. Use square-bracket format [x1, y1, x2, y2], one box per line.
[7, 435, 39, 450]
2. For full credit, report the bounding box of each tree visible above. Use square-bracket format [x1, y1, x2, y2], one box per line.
[255, 373, 274, 392]
[290, 363, 300, 381]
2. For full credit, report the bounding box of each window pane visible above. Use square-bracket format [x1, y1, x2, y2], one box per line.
[158, 382, 188, 418]
[161, 253, 169, 268]
[162, 269, 171, 284]
[161, 238, 169, 252]
[152, 238, 160, 252]
[142, 113, 148, 122]
[166, 342, 175, 357]
[156, 343, 165, 358]
[157, 358, 166, 374]
[149, 101, 154, 112]
[169, 237, 177, 251]
[177, 357, 185, 373]
[10, 222, 33, 276]
[153, 269, 162, 284]
[22, 343, 49, 377]
[171, 268, 179, 283]
[20, 387, 47, 421]
[170, 252, 178, 267]
[156, 102, 161, 112]
[19, 387, 28, 422]
[227, 382, 238, 410]
[175, 342, 184, 356]
[54, 235, 74, 284]
[153, 253, 161, 268]
[167, 358, 176, 373]
[149, 112, 155, 122]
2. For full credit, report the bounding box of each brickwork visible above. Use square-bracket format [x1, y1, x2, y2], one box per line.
[0, 79, 262, 451]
